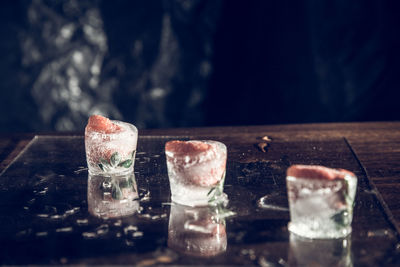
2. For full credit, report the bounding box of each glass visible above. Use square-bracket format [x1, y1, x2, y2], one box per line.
[88, 173, 139, 218]
[165, 140, 227, 206]
[85, 120, 138, 176]
[286, 165, 357, 239]
[168, 204, 227, 257]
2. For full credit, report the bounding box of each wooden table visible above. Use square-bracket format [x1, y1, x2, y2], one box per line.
[0, 122, 399, 265]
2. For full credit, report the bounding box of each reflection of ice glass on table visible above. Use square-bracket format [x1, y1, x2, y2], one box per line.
[165, 140, 227, 207]
[288, 233, 352, 267]
[88, 172, 139, 218]
[286, 165, 357, 239]
[168, 204, 227, 257]
[85, 115, 138, 176]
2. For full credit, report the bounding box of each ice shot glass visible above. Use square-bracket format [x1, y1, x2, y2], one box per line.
[165, 140, 227, 207]
[286, 165, 357, 239]
[85, 115, 138, 176]
[168, 204, 227, 257]
[88, 172, 139, 218]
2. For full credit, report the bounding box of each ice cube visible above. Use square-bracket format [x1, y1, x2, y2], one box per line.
[85, 115, 138, 175]
[165, 140, 227, 206]
[286, 165, 357, 239]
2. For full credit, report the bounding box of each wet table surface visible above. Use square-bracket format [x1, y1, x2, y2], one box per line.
[0, 122, 400, 266]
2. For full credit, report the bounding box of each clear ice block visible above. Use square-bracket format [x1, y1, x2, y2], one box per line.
[87, 173, 139, 218]
[85, 115, 138, 175]
[168, 204, 227, 257]
[165, 140, 227, 206]
[286, 165, 357, 239]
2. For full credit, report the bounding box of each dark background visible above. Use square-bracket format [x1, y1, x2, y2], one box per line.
[0, 0, 399, 132]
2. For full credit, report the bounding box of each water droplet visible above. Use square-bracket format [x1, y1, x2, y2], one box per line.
[64, 207, 80, 217]
[74, 167, 88, 174]
[37, 214, 49, 218]
[27, 198, 36, 205]
[82, 232, 96, 239]
[257, 195, 289, 211]
[50, 215, 63, 220]
[114, 220, 122, 226]
[139, 214, 152, 219]
[152, 154, 161, 158]
[76, 219, 88, 225]
[124, 225, 138, 235]
[36, 232, 48, 237]
[23, 206, 29, 210]
[116, 232, 122, 238]
[131, 231, 143, 238]
[56, 227, 73, 233]
[37, 187, 49, 195]
[96, 224, 109, 235]
[140, 191, 151, 202]
[136, 152, 146, 155]
[16, 229, 32, 237]
[151, 215, 160, 220]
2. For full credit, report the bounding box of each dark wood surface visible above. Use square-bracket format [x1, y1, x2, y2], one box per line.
[0, 122, 399, 265]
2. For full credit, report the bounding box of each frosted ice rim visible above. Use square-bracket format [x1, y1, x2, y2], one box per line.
[286, 166, 357, 239]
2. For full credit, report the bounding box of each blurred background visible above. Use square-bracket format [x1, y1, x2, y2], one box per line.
[0, 0, 399, 132]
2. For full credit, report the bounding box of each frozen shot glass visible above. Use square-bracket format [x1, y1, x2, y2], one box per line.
[286, 165, 357, 239]
[85, 115, 138, 176]
[165, 140, 227, 207]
